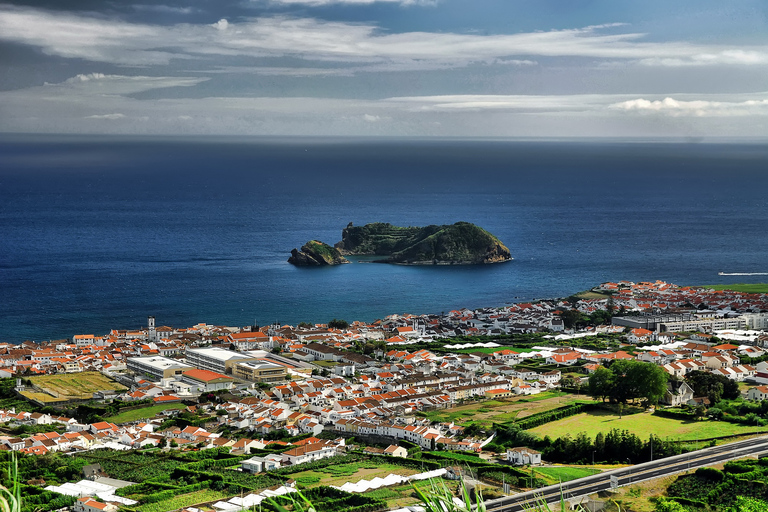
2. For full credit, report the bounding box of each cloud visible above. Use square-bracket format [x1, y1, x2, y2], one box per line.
[133, 5, 198, 15]
[256, 0, 438, 5]
[610, 96, 768, 116]
[1, 5, 767, 70]
[3, 77, 768, 137]
[85, 113, 126, 120]
[387, 93, 610, 112]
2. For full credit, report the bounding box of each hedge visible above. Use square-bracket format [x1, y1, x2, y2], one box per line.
[514, 402, 597, 430]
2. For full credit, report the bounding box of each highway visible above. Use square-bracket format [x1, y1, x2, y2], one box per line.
[483, 435, 768, 512]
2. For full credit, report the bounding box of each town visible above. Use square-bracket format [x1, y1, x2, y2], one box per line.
[3, 280, 768, 512]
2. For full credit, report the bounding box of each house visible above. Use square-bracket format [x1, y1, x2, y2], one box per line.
[747, 386, 768, 401]
[281, 442, 337, 466]
[507, 447, 542, 466]
[383, 445, 408, 458]
[241, 454, 283, 473]
[662, 381, 694, 407]
[74, 498, 118, 512]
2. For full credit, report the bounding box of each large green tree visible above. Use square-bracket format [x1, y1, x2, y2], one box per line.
[588, 360, 668, 404]
[685, 370, 740, 404]
[588, 367, 614, 402]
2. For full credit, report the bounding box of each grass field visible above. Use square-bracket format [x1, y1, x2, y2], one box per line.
[29, 371, 126, 399]
[420, 392, 585, 427]
[19, 391, 68, 404]
[700, 283, 768, 294]
[451, 346, 538, 354]
[533, 466, 601, 485]
[574, 290, 612, 299]
[531, 410, 764, 441]
[105, 403, 187, 423]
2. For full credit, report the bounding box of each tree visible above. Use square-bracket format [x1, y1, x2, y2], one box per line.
[328, 318, 349, 330]
[587, 367, 614, 402]
[685, 370, 738, 404]
[559, 309, 585, 329]
[609, 359, 668, 405]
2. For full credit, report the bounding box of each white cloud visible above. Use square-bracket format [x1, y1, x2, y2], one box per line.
[1, 5, 766, 69]
[85, 113, 126, 120]
[3, 78, 768, 137]
[133, 5, 198, 15]
[610, 96, 768, 116]
[256, 0, 437, 5]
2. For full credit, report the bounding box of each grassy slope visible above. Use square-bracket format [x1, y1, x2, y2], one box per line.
[531, 410, 763, 441]
[534, 466, 601, 485]
[105, 403, 187, 423]
[29, 371, 126, 398]
[700, 283, 768, 294]
[420, 392, 582, 427]
[451, 346, 537, 354]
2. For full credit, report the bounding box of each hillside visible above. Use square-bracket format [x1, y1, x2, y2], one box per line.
[334, 222, 511, 265]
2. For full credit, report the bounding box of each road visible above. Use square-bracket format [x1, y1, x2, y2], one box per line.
[483, 435, 768, 512]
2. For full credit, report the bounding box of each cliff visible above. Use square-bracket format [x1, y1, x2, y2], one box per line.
[288, 240, 350, 266]
[334, 222, 511, 265]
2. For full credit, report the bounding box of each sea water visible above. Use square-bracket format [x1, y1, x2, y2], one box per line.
[1, 136, 767, 341]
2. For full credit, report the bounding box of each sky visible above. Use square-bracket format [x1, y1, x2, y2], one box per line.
[1, 0, 767, 137]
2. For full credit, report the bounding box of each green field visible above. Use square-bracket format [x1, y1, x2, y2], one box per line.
[574, 290, 612, 299]
[29, 372, 127, 399]
[19, 391, 68, 404]
[701, 283, 768, 294]
[533, 466, 601, 485]
[531, 410, 764, 441]
[452, 346, 537, 354]
[419, 392, 582, 427]
[105, 403, 187, 423]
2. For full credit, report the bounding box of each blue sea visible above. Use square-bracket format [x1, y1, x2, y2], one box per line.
[1, 136, 768, 342]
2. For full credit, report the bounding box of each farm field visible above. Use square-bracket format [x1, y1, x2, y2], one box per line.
[420, 392, 586, 427]
[451, 346, 537, 354]
[135, 489, 233, 512]
[29, 371, 126, 399]
[290, 461, 420, 489]
[105, 403, 187, 423]
[363, 479, 455, 510]
[531, 410, 765, 441]
[19, 391, 68, 404]
[700, 283, 768, 294]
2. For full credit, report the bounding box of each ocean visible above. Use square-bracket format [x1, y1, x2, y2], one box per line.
[1, 136, 767, 342]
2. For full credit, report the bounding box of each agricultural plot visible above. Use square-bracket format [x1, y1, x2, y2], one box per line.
[451, 346, 537, 354]
[290, 461, 420, 489]
[662, 458, 768, 511]
[105, 403, 187, 423]
[531, 410, 763, 441]
[134, 489, 233, 512]
[19, 391, 68, 404]
[420, 392, 583, 428]
[29, 371, 126, 399]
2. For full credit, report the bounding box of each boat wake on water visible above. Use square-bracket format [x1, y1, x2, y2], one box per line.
[718, 272, 768, 276]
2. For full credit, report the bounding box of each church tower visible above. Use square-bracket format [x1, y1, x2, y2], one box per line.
[148, 315, 157, 342]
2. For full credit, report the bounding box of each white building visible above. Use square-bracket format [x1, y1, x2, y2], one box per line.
[127, 356, 193, 381]
[507, 447, 542, 466]
[185, 347, 255, 374]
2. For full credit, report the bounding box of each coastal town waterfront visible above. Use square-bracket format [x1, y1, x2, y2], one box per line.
[4, 280, 768, 511]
